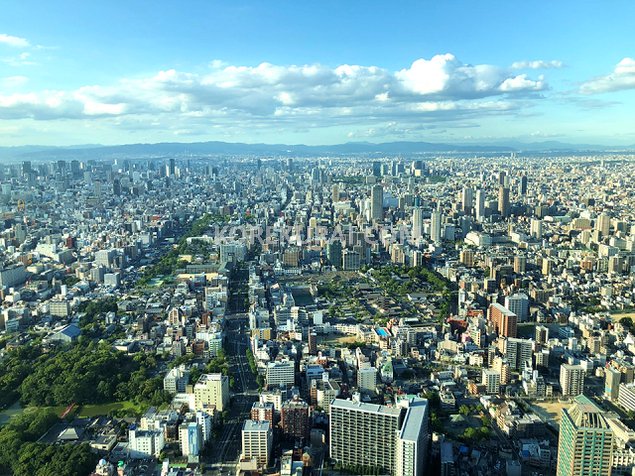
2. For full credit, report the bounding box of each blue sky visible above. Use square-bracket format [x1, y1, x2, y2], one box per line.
[1, 1, 634, 146]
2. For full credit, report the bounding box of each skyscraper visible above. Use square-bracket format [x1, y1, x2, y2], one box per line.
[430, 211, 442, 243]
[371, 184, 384, 221]
[475, 189, 485, 222]
[498, 186, 510, 217]
[519, 174, 528, 195]
[461, 186, 473, 214]
[412, 207, 423, 239]
[330, 397, 429, 476]
[556, 395, 613, 476]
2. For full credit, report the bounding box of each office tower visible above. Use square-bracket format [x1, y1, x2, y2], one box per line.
[504, 293, 529, 322]
[265, 360, 295, 388]
[241, 420, 272, 469]
[371, 184, 384, 221]
[498, 170, 506, 185]
[559, 364, 585, 397]
[332, 183, 339, 203]
[168, 158, 176, 176]
[556, 395, 613, 476]
[326, 240, 343, 269]
[519, 174, 528, 195]
[22, 161, 32, 176]
[112, 178, 121, 196]
[461, 186, 473, 214]
[430, 211, 442, 243]
[280, 396, 310, 440]
[194, 373, 229, 411]
[395, 398, 429, 476]
[604, 368, 621, 401]
[412, 207, 423, 239]
[503, 337, 533, 370]
[286, 158, 293, 171]
[459, 249, 475, 267]
[498, 186, 510, 217]
[530, 218, 543, 239]
[357, 367, 378, 391]
[596, 212, 611, 237]
[482, 369, 501, 394]
[330, 398, 429, 476]
[535, 325, 549, 345]
[372, 161, 382, 177]
[475, 189, 485, 222]
[488, 303, 517, 338]
[179, 422, 202, 457]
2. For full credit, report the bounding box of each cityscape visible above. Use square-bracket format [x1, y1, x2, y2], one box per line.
[1, 2, 635, 476]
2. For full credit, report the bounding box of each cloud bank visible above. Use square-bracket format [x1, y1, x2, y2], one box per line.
[581, 58, 635, 94]
[0, 54, 550, 137]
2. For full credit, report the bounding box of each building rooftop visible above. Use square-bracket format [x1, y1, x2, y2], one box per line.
[243, 420, 271, 432]
[566, 395, 610, 429]
[330, 398, 403, 417]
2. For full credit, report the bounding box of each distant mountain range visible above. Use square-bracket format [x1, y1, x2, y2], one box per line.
[1, 140, 634, 161]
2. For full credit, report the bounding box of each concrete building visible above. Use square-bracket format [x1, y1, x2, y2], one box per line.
[128, 426, 165, 459]
[504, 293, 529, 322]
[164, 366, 190, 394]
[194, 373, 229, 412]
[395, 398, 429, 476]
[280, 396, 310, 440]
[482, 369, 501, 395]
[371, 184, 384, 221]
[560, 364, 585, 397]
[489, 303, 517, 338]
[241, 420, 272, 469]
[357, 367, 378, 392]
[556, 395, 613, 476]
[265, 360, 295, 388]
[179, 421, 202, 458]
[330, 398, 403, 474]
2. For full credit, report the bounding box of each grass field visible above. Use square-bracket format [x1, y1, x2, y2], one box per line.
[77, 401, 144, 417]
[611, 311, 635, 321]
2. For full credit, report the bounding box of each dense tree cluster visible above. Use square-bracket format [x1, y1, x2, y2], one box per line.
[19, 342, 169, 407]
[0, 410, 97, 476]
[0, 346, 41, 409]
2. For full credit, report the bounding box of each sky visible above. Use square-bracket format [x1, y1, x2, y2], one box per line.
[1, 1, 635, 147]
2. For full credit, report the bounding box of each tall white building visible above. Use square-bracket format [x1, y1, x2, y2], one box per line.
[128, 426, 165, 459]
[560, 364, 586, 397]
[331, 397, 430, 476]
[482, 369, 501, 395]
[475, 189, 485, 222]
[430, 211, 442, 243]
[504, 293, 529, 322]
[242, 420, 272, 469]
[396, 398, 430, 476]
[412, 207, 423, 240]
[357, 367, 378, 392]
[265, 360, 295, 388]
[530, 218, 543, 239]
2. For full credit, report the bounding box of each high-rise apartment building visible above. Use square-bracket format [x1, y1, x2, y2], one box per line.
[559, 364, 585, 397]
[430, 211, 442, 243]
[498, 186, 510, 217]
[488, 303, 517, 338]
[330, 397, 429, 476]
[412, 207, 423, 239]
[556, 395, 613, 476]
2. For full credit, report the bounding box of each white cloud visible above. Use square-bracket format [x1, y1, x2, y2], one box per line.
[0, 33, 30, 48]
[580, 58, 635, 94]
[0, 54, 548, 132]
[1, 75, 28, 87]
[511, 60, 563, 70]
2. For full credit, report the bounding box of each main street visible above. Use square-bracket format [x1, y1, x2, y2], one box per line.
[206, 314, 259, 475]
